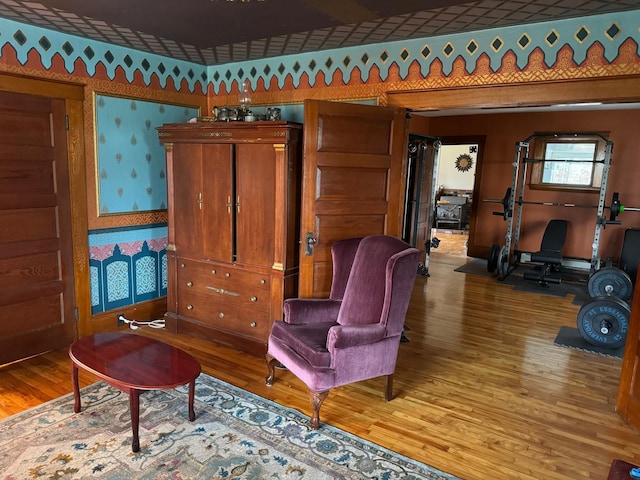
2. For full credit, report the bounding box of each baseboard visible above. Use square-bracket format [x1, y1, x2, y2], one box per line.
[90, 297, 168, 334]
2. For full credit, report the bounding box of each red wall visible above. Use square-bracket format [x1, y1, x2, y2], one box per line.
[427, 108, 640, 263]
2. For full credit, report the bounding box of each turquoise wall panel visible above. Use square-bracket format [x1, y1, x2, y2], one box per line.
[96, 95, 198, 214]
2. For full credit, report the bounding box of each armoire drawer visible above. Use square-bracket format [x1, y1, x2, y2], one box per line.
[176, 259, 270, 311]
[177, 291, 271, 339]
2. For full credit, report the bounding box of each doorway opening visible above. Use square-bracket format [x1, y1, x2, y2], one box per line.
[431, 138, 484, 258]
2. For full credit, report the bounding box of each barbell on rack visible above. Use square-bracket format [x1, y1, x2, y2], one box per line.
[485, 188, 640, 223]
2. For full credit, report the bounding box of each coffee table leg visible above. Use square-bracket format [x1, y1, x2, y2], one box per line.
[71, 363, 81, 413]
[130, 389, 141, 452]
[188, 379, 196, 421]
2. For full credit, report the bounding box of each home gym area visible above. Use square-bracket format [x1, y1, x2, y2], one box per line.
[475, 132, 640, 355]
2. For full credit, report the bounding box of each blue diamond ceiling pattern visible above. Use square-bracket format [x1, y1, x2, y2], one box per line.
[0, 0, 637, 65]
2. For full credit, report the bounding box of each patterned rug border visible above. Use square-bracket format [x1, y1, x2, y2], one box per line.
[0, 373, 460, 479]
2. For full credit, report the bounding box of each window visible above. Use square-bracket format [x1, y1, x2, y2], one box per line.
[529, 133, 608, 192]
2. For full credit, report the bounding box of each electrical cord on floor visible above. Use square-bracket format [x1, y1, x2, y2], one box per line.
[118, 315, 165, 330]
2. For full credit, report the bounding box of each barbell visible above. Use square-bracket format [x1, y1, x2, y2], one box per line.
[485, 188, 640, 222]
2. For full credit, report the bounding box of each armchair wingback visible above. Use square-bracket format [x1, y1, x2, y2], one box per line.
[265, 235, 420, 428]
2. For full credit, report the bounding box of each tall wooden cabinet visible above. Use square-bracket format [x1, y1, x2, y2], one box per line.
[157, 121, 302, 356]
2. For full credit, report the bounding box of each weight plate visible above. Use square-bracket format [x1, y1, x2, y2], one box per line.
[576, 296, 630, 348]
[497, 245, 510, 277]
[487, 244, 500, 273]
[587, 267, 633, 301]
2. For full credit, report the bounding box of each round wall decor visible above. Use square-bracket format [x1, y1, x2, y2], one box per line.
[455, 153, 474, 172]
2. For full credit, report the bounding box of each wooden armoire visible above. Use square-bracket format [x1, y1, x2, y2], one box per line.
[157, 121, 302, 356]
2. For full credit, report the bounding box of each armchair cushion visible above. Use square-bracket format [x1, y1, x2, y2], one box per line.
[270, 320, 337, 368]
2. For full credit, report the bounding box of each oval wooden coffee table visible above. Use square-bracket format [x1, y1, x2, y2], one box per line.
[69, 332, 201, 452]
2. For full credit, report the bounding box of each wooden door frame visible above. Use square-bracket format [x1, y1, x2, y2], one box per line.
[437, 135, 486, 259]
[387, 75, 640, 258]
[387, 75, 640, 428]
[385, 76, 640, 112]
[0, 72, 91, 337]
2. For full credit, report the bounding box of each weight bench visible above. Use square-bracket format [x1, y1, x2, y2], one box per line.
[523, 219, 568, 286]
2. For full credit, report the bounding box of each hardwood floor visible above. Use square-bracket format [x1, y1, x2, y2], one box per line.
[1, 254, 638, 479]
[431, 229, 469, 256]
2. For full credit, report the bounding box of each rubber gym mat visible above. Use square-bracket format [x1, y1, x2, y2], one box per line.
[453, 258, 491, 276]
[553, 325, 624, 359]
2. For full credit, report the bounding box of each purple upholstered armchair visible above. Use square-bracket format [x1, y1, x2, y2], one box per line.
[265, 235, 420, 429]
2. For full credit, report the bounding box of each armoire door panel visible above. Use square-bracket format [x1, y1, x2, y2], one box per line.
[201, 144, 233, 261]
[173, 144, 204, 256]
[235, 143, 276, 267]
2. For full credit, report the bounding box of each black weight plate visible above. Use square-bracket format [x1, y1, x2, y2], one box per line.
[487, 243, 500, 273]
[587, 267, 633, 301]
[576, 296, 630, 348]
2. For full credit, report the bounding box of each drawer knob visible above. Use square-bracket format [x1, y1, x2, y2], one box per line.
[186, 281, 193, 287]
[186, 304, 193, 310]
[250, 322, 257, 328]
[260, 279, 266, 285]
[251, 296, 258, 302]
[211, 269, 216, 275]
[180, 263, 185, 268]
[219, 312, 224, 318]
[225, 272, 231, 277]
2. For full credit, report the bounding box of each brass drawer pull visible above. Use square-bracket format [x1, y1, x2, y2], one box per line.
[211, 269, 216, 275]
[206, 286, 240, 297]
[260, 279, 266, 285]
[180, 263, 185, 268]
[225, 272, 231, 278]
[250, 322, 257, 328]
[251, 296, 258, 302]
[186, 304, 193, 310]
[186, 281, 193, 287]
[219, 312, 224, 318]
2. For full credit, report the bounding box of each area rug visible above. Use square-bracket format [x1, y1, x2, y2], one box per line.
[553, 325, 624, 359]
[0, 374, 459, 479]
[453, 258, 489, 276]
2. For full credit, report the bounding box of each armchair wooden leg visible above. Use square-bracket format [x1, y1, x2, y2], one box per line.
[308, 389, 329, 429]
[265, 354, 279, 386]
[384, 374, 394, 401]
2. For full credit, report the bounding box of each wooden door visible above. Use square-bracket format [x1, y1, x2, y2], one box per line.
[299, 100, 408, 297]
[0, 90, 76, 364]
[616, 267, 640, 430]
[235, 143, 276, 267]
[405, 136, 438, 264]
[416, 141, 438, 262]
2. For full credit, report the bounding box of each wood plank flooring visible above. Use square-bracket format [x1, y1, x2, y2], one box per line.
[1, 254, 638, 479]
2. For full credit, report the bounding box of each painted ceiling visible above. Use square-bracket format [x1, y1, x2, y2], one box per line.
[0, 0, 638, 65]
